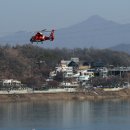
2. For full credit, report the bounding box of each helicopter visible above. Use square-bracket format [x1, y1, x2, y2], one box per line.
[30, 29, 55, 44]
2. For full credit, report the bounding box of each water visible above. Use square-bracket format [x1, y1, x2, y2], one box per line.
[0, 99, 130, 130]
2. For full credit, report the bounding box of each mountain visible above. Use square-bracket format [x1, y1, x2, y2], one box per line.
[110, 43, 130, 54]
[0, 31, 32, 45]
[0, 15, 130, 48]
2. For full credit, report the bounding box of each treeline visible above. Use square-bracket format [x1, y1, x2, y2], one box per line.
[0, 44, 130, 86]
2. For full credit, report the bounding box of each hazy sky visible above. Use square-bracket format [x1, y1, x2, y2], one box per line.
[0, 0, 130, 35]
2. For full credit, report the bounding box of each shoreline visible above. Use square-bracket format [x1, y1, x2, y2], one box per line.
[0, 88, 130, 102]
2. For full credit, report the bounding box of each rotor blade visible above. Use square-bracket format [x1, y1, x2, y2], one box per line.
[44, 31, 51, 32]
[45, 29, 55, 32]
[41, 29, 47, 32]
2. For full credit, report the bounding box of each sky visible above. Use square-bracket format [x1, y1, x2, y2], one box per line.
[0, 0, 130, 35]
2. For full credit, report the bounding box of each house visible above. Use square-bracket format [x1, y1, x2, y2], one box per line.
[71, 57, 79, 63]
[60, 60, 70, 67]
[0, 79, 27, 91]
[73, 70, 94, 82]
[1, 79, 22, 87]
[68, 61, 79, 70]
[50, 58, 79, 79]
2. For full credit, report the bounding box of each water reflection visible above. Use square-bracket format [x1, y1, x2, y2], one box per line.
[0, 99, 130, 130]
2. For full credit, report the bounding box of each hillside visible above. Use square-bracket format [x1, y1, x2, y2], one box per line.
[1, 15, 130, 48]
[0, 45, 130, 85]
[110, 43, 130, 54]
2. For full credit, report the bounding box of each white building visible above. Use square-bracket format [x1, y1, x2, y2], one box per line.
[2, 79, 22, 87]
[73, 70, 94, 82]
[71, 58, 79, 63]
[50, 58, 79, 79]
[54, 66, 73, 78]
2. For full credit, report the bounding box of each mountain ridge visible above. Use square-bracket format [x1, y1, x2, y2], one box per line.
[110, 43, 130, 54]
[0, 15, 130, 49]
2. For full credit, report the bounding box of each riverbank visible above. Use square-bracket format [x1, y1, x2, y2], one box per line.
[0, 88, 130, 102]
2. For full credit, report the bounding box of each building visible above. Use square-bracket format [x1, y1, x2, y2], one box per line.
[0, 79, 23, 90]
[73, 70, 94, 82]
[2, 79, 21, 87]
[71, 57, 79, 63]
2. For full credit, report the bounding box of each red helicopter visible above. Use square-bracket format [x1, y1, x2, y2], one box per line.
[30, 29, 55, 44]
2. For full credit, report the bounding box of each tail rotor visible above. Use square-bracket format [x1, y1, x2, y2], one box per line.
[50, 30, 55, 41]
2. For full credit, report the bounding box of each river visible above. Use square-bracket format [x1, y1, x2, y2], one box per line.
[0, 99, 130, 130]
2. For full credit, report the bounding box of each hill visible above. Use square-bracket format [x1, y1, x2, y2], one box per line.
[0, 45, 130, 83]
[1, 15, 130, 48]
[110, 43, 130, 54]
